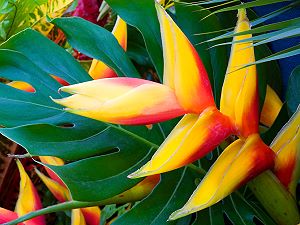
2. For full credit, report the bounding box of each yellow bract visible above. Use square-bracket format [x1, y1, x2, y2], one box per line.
[156, 5, 215, 113]
[220, 9, 258, 137]
[260, 86, 283, 127]
[15, 160, 45, 225]
[170, 134, 275, 220]
[89, 16, 127, 79]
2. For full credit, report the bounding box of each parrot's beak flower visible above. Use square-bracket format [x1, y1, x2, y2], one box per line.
[54, 4, 232, 177]
[15, 160, 46, 225]
[169, 134, 275, 220]
[37, 158, 101, 225]
[271, 105, 300, 197]
[53, 5, 282, 220]
[89, 16, 127, 79]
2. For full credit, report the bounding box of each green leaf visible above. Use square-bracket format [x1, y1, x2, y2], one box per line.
[193, 204, 225, 225]
[175, 2, 229, 106]
[244, 44, 300, 67]
[193, 192, 277, 225]
[112, 168, 195, 225]
[105, 0, 164, 81]
[1, 29, 91, 84]
[127, 26, 153, 67]
[286, 65, 300, 115]
[204, 17, 300, 44]
[51, 17, 141, 79]
[253, 27, 300, 47]
[206, 0, 292, 15]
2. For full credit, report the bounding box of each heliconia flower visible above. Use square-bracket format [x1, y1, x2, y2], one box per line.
[54, 4, 215, 124]
[36, 161, 101, 225]
[35, 168, 70, 203]
[99, 175, 160, 205]
[271, 105, 300, 197]
[128, 108, 233, 178]
[260, 85, 283, 127]
[53, 6, 272, 206]
[0, 208, 21, 224]
[15, 160, 46, 225]
[39, 156, 65, 186]
[220, 8, 259, 137]
[54, 4, 231, 179]
[88, 16, 127, 79]
[169, 134, 275, 220]
[53, 77, 187, 125]
[72, 209, 86, 225]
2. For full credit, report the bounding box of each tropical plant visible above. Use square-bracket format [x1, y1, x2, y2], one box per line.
[0, 0, 299, 225]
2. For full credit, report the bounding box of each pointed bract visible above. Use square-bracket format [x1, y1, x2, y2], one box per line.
[39, 156, 65, 186]
[15, 160, 46, 225]
[260, 86, 282, 127]
[54, 78, 186, 125]
[129, 108, 233, 178]
[220, 9, 259, 137]
[72, 209, 87, 225]
[156, 5, 215, 113]
[169, 134, 275, 220]
[35, 168, 70, 203]
[271, 106, 300, 197]
[89, 16, 127, 79]
[80, 207, 101, 225]
[100, 175, 160, 205]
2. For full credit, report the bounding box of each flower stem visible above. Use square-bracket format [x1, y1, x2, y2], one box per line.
[3, 201, 101, 225]
[248, 170, 300, 225]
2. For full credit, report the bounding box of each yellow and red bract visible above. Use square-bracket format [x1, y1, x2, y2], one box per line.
[260, 86, 283, 127]
[36, 158, 101, 225]
[170, 134, 275, 220]
[53, 77, 186, 125]
[271, 106, 300, 197]
[220, 9, 258, 137]
[89, 16, 127, 79]
[128, 108, 233, 178]
[15, 160, 46, 225]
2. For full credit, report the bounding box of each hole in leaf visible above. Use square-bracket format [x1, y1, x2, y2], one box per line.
[51, 75, 69, 86]
[56, 123, 75, 128]
[64, 148, 120, 164]
[6, 80, 36, 93]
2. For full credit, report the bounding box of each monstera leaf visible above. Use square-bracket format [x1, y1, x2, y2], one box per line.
[0, 24, 166, 202]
